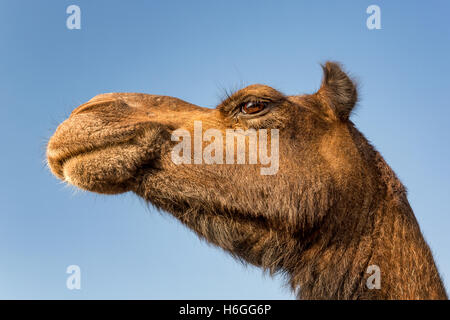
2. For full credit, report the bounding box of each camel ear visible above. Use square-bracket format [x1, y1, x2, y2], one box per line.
[317, 62, 357, 121]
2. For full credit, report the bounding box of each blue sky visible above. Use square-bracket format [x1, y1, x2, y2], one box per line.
[1, 0, 449, 299]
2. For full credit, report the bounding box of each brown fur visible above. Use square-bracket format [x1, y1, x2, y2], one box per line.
[47, 62, 447, 299]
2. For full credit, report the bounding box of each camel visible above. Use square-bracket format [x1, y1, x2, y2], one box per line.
[47, 62, 447, 299]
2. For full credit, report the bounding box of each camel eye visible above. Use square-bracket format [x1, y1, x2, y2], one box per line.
[241, 101, 267, 115]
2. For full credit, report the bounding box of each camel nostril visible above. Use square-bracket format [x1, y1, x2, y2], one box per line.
[71, 99, 116, 116]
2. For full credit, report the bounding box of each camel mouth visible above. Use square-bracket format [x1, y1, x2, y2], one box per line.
[47, 138, 134, 181]
[47, 136, 158, 194]
[46, 117, 168, 194]
[46, 112, 144, 181]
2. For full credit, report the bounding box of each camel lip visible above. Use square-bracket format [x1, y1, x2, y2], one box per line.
[46, 139, 131, 180]
[46, 116, 142, 180]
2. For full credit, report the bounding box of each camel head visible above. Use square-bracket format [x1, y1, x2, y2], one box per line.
[46, 62, 447, 299]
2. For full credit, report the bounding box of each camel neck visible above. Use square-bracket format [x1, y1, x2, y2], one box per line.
[291, 194, 447, 299]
